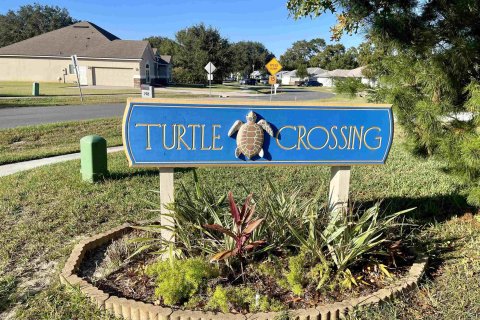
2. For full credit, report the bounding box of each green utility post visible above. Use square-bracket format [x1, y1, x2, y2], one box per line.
[32, 82, 39, 96]
[80, 135, 108, 182]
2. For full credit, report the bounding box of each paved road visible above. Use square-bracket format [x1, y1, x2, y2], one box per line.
[0, 89, 335, 129]
[0, 104, 125, 129]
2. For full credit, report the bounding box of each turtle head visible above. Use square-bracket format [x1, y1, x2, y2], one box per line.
[246, 111, 257, 123]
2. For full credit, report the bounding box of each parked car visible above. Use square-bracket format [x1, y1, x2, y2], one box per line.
[300, 80, 323, 87]
[239, 78, 257, 85]
[259, 78, 269, 85]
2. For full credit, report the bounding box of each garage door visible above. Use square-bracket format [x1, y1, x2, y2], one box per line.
[93, 67, 133, 87]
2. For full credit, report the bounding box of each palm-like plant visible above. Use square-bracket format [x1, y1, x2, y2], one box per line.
[322, 204, 415, 272]
[204, 192, 265, 261]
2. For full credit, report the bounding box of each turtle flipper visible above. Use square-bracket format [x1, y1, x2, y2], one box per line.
[228, 120, 244, 137]
[235, 147, 242, 158]
[259, 148, 264, 158]
[257, 119, 274, 136]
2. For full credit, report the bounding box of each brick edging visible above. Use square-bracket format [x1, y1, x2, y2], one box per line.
[61, 224, 428, 320]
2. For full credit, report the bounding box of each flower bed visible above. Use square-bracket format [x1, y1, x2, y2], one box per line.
[61, 223, 427, 320]
[61, 178, 428, 319]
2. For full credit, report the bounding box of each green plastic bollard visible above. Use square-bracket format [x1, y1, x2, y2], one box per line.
[80, 135, 108, 182]
[32, 82, 39, 96]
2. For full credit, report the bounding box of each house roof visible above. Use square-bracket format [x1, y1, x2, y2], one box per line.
[307, 67, 327, 76]
[0, 21, 152, 60]
[282, 67, 327, 78]
[317, 66, 365, 78]
[160, 55, 172, 64]
[81, 40, 149, 59]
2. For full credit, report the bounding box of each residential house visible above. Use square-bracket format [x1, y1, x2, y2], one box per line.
[279, 66, 375, 87]
[0, 21, 172, 87]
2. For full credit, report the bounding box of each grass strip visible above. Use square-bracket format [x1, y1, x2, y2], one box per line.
[0, 118, 122, 165]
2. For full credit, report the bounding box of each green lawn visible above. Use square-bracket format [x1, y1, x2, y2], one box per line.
[0, 82, 139, 97]
[0, 118, 122, 165]
[0, 82, 213, 107]
[0, 125, 478, 319]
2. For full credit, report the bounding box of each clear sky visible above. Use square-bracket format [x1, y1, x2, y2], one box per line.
[0, 0, 364, 57]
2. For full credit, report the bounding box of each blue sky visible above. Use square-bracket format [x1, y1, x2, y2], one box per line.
[1, 0, 364, 57]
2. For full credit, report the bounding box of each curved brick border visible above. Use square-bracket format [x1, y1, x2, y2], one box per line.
[61, 224, 428, 320]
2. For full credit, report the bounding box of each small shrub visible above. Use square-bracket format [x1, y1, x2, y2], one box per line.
[283, 251, 307, 296]
[334, 78, 365, 98]
[206, 286, 229, 313]
[308, 261, 331, 290]
[146, 257, 218, 305]
[256, 256, 283, 279]
[203, 191, 265, 262]
[206, 285, 285, 313]
[323, 205, 414, 272]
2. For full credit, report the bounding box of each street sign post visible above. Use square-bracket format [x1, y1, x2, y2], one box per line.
[204, 62, 216, 74]
[71, 54, 84, 102]
[266, 58, 282, 100]
[266, 58, 282, 75]
[204, 62, 216, 97]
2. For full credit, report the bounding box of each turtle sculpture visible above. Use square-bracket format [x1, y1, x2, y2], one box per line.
[228, 111, 274, 159]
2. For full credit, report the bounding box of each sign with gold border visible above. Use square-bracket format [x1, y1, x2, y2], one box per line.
[122, 99, 393, 167]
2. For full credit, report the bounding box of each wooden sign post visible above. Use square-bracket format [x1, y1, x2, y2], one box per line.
[329, 166, 351, 213]
[159, 168, 175, 242]
[123, 99, 393, 243]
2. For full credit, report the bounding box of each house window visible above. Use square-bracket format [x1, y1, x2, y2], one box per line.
[68, 64, 76, 74]
[146, 64, 150, 83]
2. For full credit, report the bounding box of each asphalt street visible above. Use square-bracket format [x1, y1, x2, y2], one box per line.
[0, 104, 126, 129]
[0, 89, 335, 129]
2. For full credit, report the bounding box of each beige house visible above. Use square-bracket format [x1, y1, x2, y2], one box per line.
[0, 21, 171, 88]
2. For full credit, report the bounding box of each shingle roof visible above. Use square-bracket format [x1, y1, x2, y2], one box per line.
[317, 67, 365, 78]
[160, 55, 172, 64]
[82, 40, 149, 59]
[307, 67, 327, 75]
[0, 21, 149, 60]
[282, 67, 327, 77]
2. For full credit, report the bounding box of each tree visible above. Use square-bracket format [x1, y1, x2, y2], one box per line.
[230, 41, 272, 78]
[286, 0, 480, 206]
[173, 24, 232, 84]
[144, 36, 180, 57]
[296, 63, 309, 79]
[280, 38, 326, 70]
[310, 44, 358, 70]
[0, 3, 77, 47]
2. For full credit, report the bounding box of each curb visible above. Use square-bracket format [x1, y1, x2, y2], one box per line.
[61, 224, 428, 320]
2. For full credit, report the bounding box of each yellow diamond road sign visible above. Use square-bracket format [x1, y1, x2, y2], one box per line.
[266, 58, 282, 75]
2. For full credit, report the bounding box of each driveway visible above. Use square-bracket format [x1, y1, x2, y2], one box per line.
[0, 89, 335, 129]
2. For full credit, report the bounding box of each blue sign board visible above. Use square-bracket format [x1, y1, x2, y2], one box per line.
[123, 99, 393, 167]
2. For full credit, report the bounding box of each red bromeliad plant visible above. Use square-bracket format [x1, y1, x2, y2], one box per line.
[203, 192, 265, 261]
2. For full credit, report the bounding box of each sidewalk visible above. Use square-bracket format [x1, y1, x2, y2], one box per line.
[0, 146, 123, 177]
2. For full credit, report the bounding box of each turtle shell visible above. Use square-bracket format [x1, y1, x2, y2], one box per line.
[237, 122, 264, 158]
